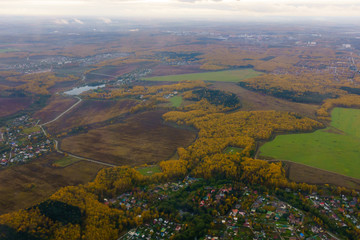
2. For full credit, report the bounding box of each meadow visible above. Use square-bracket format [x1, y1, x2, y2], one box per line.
[61, 111, 197, 165]
[143, 69, 262, 82]
[0, 152, 104, 215]
[259, 108, 360, 179]
[169, 96, 183, 107]
[137, 165, 162, 176]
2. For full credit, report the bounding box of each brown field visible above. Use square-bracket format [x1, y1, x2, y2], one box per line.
[0, 152, 105, 215]
[0, 97, 32, 117]
[47, 80, 78, 94]
[33, 95, 78, 123]
[0, 79, 24, 87]
[86, 64, 139, 81]
[284, 161, 360, 190]
[147, 64, 204, 77]
[210, 82, 319, 118]
[61, 111, 197, 165]
[46, 99, 137, 134]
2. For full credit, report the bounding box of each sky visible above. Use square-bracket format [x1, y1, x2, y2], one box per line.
[1, 0, 360, 20]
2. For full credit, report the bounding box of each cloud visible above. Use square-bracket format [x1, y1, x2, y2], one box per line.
[73, 18, 84, 24]
[177, 0, 223, 3]
[98, 17, 112, 24]
[54, 19, 69, 24]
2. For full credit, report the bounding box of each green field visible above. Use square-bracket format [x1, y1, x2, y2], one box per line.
[137, 165, 162, 176]
[22, 126, 41, 134]
[0, 48, 19, 53]
[259, 108, 360, 179]
[169, 96, 183, 107]
[224, 146, 243, 154]
[143, 69, 262, 82]
[53, 156, 80, 167]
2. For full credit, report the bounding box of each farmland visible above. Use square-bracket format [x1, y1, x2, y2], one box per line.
[45, 99, 137, 134]
[143, 69, 262, 82]
[259, 108, 360, 179]
[60, 111, 197, 166]
[0, 152, 105, 215]
[209, 82, 319, 118]
[0, 97, 32, 118]
[33, 95, 78, 123]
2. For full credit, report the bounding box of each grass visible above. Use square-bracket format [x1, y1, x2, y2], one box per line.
[61, 111, 197, 166]
[0, 48, 19, 53]
[143, 69, 262, 82]
[169, 96, 183, 107]
[224, 146, 243, 154]
[22, 126, 41, 134]
[0, 152, 104, 215]
[53, 156, 80, 167]
[259, 107, 360, 179]
[137, 165, 162, 176]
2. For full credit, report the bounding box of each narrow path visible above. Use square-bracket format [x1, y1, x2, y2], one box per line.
[37, 95, 117, 167]
[40, 96, 82, 126]
[88, 72, 117, 78]
[54, 140, 116, 167]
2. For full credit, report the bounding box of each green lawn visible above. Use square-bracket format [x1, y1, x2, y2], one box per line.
[0, 48, 19, 53]
[23, 126, 41, 135]
[169, 96, 183, 107]
[54, 156, 80, 167]
[259, 108, 360, 179]
[137, 165, 162, 176]
[143, 69, 262, 82]
[224, 146, 243, 154]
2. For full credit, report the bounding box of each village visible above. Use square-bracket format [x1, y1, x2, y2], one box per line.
[0, 115, 53, 167]
[109, 174, 360, 240]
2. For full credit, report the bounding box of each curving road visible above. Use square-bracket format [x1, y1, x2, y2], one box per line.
[40, 96, 82, 126]
[38, 95, 117, 167]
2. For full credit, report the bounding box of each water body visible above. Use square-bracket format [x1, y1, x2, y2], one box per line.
[64, 84, 105, 95]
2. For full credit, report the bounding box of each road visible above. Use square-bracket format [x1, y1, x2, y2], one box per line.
[40, 96, 82, 126]
[38, 95, 117, 167]
[88, 72, 117, 78]
[54, 140, 116, 167]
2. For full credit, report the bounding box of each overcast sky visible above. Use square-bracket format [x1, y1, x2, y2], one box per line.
[2, 0, 360, 20]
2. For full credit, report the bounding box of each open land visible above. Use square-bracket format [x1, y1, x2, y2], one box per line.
[60, 111, 197, 165]
[0, 152, 105, 215]
[0, 97, 32, 118]
[210, 82, 319, 118]
[169, 96, 183, 107]
[259, 108, 360, 179]
[85, 64, 139, 81]
[33, 95, 78, 123]
[45, 99, 137, 134]
[137, 165, 162, 176]
[224, 146, 243, 154]
[143, 69, 262, 82]
[146, 64, 204, 77]
[284, 161, 360, 190]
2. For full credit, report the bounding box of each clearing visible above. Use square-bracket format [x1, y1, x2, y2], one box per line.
[143, 69, 262, 82]
[169, 96, 183, 107]
[33, 95, 78, 123]
[0, 152, 105, 215]
[0, 97, 32, 118]
[45, 99, 136, 134]
[259, 108, 360, 179]
[137, 165, 162, 176]
[209, 82, 318, 118]
[224, 146, 243, 154]
[60, 111, 197, 166]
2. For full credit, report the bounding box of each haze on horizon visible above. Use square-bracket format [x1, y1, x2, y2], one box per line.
[2, 0, 360, 21]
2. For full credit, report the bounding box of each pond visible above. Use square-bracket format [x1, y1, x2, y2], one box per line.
[64, 84, 105, 95]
